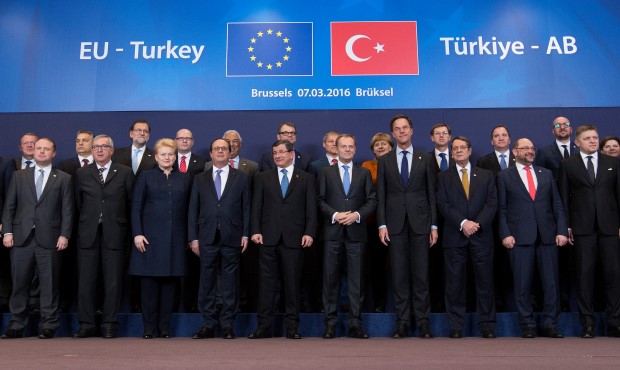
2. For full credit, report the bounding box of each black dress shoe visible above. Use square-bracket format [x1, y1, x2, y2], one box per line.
[101, 328, 117, 339]
[286, 330, 302, 339]
[38, 329, 55, 339]
[160, 333, 171, 339]
[322, 325, 336, 339]
[581, 325, 594, 338]
[480, 329, 496, 339]
[607, 326, 620, 338]
[541, 327, 564, 338]
[1, 329, 23, 339]
[521, 327, 536, 338]
[73, 327, 97, 338]
[143, 333, 153, 339]
[449, 330, 462, 339]
[393, 324, 409, 339]
[418, 322, 433, 339]
[192, 327, 215, 339]
[248, 327, 272, 339]
[348, 327, 369, 339]
[222, 327, 235, 339]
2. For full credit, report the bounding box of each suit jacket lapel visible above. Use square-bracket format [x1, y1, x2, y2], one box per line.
[347, 165, 361, 196]
[38, 168, 58, 203]
[220, 169, 236, 199]
[286, 168, 301, 197]
[25, 168, 37, 200]
[452, 167, 467, 200]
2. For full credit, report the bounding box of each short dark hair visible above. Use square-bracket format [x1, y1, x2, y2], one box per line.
[130, 119, 150, 131]
[601, 135, 620, 149]
[451, 136, 471, 149]
[210, 138, 231, 152]
[272, 140, 294, 152]
[389, 114, 412, 131]
[491, 125, 510, 139]
[76, 130, 93, 137]
[430, 123, 451, 136]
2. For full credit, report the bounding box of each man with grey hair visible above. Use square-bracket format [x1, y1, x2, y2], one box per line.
[73, 134, 135, 339]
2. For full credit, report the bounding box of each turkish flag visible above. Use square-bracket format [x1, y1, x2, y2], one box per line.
[331, 21, 418, 76]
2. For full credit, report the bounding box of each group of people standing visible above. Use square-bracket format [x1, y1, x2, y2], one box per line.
[0, 114, 619, 340]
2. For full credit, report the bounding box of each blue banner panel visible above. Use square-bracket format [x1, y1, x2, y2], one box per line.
[0, 0, 619, 112]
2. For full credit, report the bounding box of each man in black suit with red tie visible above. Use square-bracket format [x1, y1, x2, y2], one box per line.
[73, 135, 135, 339]
[437, 136, 497, 339]
[317, 134, 376, 339]
[376, 114, 438, 339]
[475, 124, 516, 311]
[173, 128, 207, 178]
[498, 138, 568, 339]
[188, 138, 250, 340]
[558, 125, 620, 338]
[249, 140, 316, 340]
[2, 138, 73, 339]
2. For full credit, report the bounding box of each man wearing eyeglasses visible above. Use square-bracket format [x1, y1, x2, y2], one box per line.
[112, 119, 157, 175]
[173, 129, 206, 178]
[249, 140, 316, 340]
[73, 135, 135, 339]
[497, 138, 568, 339]
[535, 117, 578, 182]
[258, 121, 311, 172]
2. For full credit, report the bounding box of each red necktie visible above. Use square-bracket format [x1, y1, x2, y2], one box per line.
[229, 159, 234, 169]
[524, 166, 536, 200]
[82, 158, 89, 167]
[179, 156, 187, 173]
[331, 158, 337, 165]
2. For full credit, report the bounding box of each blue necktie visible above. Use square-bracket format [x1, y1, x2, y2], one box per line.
[439, 153, 448, 172]
[35, 169, 44, 200]
[562, 145, 570, 159]
[586, 156, 595, 183]
[215, 169, 222, 199]
[132, 148, 142, 174]
[280, 169, 288, 197]
[499, 154, 507, 170]
[342, 165, 350, 195]
[25, 160, 32, 169]
[400, 150, 409, 185]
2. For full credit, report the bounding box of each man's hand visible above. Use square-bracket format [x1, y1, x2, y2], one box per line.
[556, 235, 568, 247]
[462, 220, 480, 238]
[336, 211, 358, 226]
[429, 229, 438, 247]
[301, 235, 313, 248]
[241, 237, 249, 253]
[502, 236, 516, 249]
[2, 234, 13, 248]
[251, 234, 263, 245]
[190, 240, 200, 256]
[134, 235, 149, 253]
[379, 228, 390, 246]
[56, 236, 69, 251]
[567, 229, 574, 245]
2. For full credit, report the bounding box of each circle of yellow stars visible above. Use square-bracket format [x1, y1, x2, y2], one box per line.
[247, 28, 292, 70]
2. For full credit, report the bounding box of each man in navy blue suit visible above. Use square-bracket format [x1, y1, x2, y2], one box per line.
[188, 138, 250, 340]
[497, 138, 568, 339]
[309, 131, 340, 176]
[437, 136, 497, 339]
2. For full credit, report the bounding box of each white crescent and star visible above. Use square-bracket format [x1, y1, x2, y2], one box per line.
[345, 34, 385, 63]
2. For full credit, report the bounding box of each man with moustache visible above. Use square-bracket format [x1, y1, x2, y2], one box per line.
[376, 114, 437, 339]
[318, 134, 376, 339]
[498, 138, 567, 339]
[189, 139, 250, 340]
[558, 125, 620, 338]
[73, 135, 135, 338]
[437, 136, 497, 339]
[248, 140, 316, 339]
[1, 138, 73, 339]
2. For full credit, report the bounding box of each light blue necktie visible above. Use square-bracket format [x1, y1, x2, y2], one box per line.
[132, 148, 142, 174]
[342, 165, 350, 195]
[35, 169, 44, 200]
[499, 154, 507, 170]
[215, 169, 222, 199]
[439, 153, 448, 172]
[280, 169, 289, 197]
[400, 151, 409, 185]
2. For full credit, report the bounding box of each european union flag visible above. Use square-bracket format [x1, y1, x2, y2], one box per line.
[226, 22, 313, 77]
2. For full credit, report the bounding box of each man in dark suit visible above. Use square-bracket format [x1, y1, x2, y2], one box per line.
[1, 138, 73, 339]
[309, 131, 340, 176]
[0, 156, 17, 312]
[173, 128, 207, 178]
[558, 125, 620, 338]
[111, 119, 157, 175]
[259, 121, 311, 172]
[205, 130, 258, 182]
[437, 136, 497, 339]
[55, 130, 94, 312]
[249, 140, 317, 339]
[534, 116, 578, 312]
[73, 135, 135, 339]
[317, 134, 376, 339]
[188, 139, 251, 340]
[376, 114, 438, 339]
[475, 124, 515, 311]
[428, 123, 455, 313]
[14, 133, 38, 170]
[498, 138, 568, 339]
